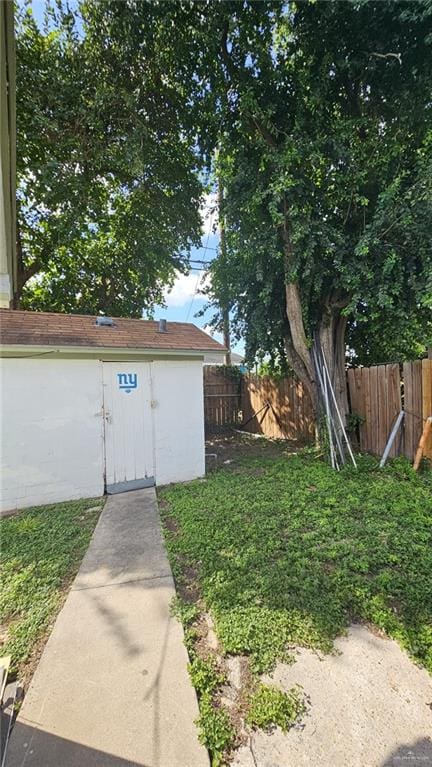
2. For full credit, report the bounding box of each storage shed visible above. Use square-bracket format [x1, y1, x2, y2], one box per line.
[0, 309, 225, 512]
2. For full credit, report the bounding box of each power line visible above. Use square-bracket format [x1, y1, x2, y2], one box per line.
[187, 258, 211, 268]
[185, 210, 216, 321]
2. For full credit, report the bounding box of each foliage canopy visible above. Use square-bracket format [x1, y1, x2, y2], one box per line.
[15, 1, 432, 371]
[16, 2, 204, 315]
[202, 0, 432, 371]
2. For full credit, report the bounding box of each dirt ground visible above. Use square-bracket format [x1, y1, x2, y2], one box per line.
[205, 428, 302, 472]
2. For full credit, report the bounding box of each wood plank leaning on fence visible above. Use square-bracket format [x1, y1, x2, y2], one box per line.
[413, 417, 432, 471]
[421, 358, 432, 461]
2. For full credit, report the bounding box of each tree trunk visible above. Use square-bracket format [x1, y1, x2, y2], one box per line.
[283, 283, 349, 426]
[218, 161, 231, 366]
[280, 203, 349, 430]
[13, 227, 41, 308]
[318, 310, 349, 423]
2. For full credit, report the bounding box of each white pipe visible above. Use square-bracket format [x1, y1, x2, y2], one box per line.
[379, 411, 405, 468]
[321, 353, 357, 468]
[322, 358, 336, 469]
[313, 347, 336, 470]
[315, 346, 343, 466]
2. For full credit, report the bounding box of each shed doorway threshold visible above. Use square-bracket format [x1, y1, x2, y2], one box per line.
[106, 477, 155, 494]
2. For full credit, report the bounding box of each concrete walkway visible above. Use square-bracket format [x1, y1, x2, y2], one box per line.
[233, 625, 432, 767]
[6, 490, 208, 767]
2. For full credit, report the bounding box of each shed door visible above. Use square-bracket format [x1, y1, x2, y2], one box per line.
[102, 362, 155, 493]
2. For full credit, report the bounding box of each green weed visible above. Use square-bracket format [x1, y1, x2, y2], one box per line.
[196, 695, 235, 767]
[171, 596, 233, 764]
[160, 452, 432, 672]
[170, 596, 200, 627]
[188, 655, 226, 697]
[246, 683, 305, 731]
[0, 498, 103, 675]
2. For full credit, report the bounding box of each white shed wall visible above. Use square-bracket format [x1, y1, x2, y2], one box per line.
[151, 360, 205, 485]
[1, 356, 205, 512]
[1, 359, 104, 512]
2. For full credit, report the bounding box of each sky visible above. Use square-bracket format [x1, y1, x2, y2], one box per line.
[152, 195, 234, 348]
[152, 194, 218, 326]
[26, 0, 244, 356]
[152, 197, 244, 356]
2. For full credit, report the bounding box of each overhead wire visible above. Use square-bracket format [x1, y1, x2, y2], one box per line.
[185, 205, 216, 321]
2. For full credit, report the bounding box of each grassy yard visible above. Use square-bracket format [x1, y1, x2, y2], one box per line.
[159, 435, 432, 764]
[0, 497, 103, 685]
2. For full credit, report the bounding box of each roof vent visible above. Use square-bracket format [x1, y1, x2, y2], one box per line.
[158, 318, 167, 333]
[95, 316, 115, 327]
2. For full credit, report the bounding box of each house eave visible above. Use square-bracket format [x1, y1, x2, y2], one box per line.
[0, 344, 226, 360]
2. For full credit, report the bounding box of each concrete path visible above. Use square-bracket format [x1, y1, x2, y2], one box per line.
[233, 625, 432, 767]
[6, 489, 208, 767]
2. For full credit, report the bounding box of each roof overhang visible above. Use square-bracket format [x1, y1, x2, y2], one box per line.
[0, 344, 227, 360]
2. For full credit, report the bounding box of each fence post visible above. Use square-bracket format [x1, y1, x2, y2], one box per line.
[422, 359, 432, 459]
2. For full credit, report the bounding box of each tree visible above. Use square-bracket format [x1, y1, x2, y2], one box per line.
[16, 0, 432, 391]
[202, 0, 432, 416]
[15, 2, 204, 315]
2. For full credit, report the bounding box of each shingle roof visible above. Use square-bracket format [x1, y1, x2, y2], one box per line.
[0, 309, 226, 353]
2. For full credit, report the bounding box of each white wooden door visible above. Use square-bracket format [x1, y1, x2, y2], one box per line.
[102, 362, 154, 493]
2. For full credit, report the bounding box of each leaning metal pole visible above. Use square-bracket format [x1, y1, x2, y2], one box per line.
[313, 346, 337, 469]
[321, 352, 357, 468]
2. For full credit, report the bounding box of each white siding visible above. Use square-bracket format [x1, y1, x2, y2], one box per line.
[0, 359, 104, 512]
[151, 360, 205, 485]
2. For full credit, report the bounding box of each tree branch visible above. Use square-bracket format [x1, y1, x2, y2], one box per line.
[370, 51, 402, 65]
[22, 261, 41, 285]
[219, 20, 278, 150]
[15, 226, 42, 303]
[251, 116, 278, 150]
[220, 21, 234, 78]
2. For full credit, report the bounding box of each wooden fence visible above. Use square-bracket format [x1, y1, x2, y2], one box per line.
[347, 359, 432, 461]
[203, 367, 314, 442]
[204, 359, 432, 461]
[241, 375, 315, 441]
[203, 366, 242, 426]
[347, 363, 401, 458]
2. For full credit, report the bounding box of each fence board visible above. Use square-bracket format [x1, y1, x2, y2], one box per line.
[241, 375, 314, 441]
[363, 367, 372, 453]
[403, 362, 413, 459]
[357, 369, 365, 444]
[377, 365, 387, 455]
[422, 359, 432, 459]
[403, 361, 422, 460]
[347, 369, 356, 410]
[203, 366, 241, 427]
[386, 364, 402, 457]
[368, 366, 378, 455]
